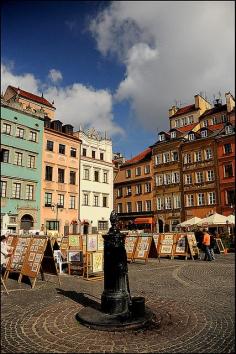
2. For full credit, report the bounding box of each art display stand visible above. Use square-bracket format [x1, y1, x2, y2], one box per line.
[172, 234, 188, 260]
[215, 238, 225, 254]
[186, 233, 199, 260]
[18, 238, 60, 289]
[83, 251, 104, 281]
[125, 235, 138, 262]
[158, 234, 174, 259]
[132, 236, 152, 263]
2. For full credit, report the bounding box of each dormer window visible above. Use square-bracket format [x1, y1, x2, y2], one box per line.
[171, 131, 176, 139]
[203, 120, 208, 127]
[159, 134, 165, 141]
[189, 133, 195, 141]
[225, 125, 233, 134]
[201, 130, 208, 138]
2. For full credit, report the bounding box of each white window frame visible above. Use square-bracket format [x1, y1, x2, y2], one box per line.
[16, 127, 24, 139]
[189, 133, 195, 141]
[165, 196, 172, 209]
[14, 152, 23, 166]
[27, 155, 35, 168]
[159, 134, 165, 141]
[189, 115, 194, 124]
[208, 192, 216, 205]
[157, 197, 162, 210]
[205, 148, 212, 160]
[146, 200, 152, 211]
[117, 203, 122, 213]
[145, 183, 151, 193]
[2, 123, 11, 135]
[94, 195, 99, 207]
[155, 154, 162, 165]
[26, 185, 34, 200]
[84, 168, 90, 180]
[1, 181, 7, 197]
[12, 183, 21, 199]
[127, 202, 132, 213]
[195, 151, 202, 162]
[225, 125, 233, 134]
[126, 186, 132, 196]
[185, 174, 192, 184]
[198, 193, 205, 206]
[135, 167, 141, 176]
[136, 201, 142, 212]
[171, 131, 176, 139]
[70, 195, 76, 209]
[187, 194, 194, 207]
[207, 170, 214, 181]
[201, 130, 208, 138]
[196, 171, 204, 183]
[58, 194, 64, 207]
[29, 131, 37, 142]
[83, 193, 89, 206]
[163, 152, 170, 163]
[173, 194, 181, 209]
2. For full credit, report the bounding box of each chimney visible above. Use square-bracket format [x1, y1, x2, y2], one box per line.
[225, 92, 235, 113]
[168, 106, 178, 117]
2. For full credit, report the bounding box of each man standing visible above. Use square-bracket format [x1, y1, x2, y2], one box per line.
[202, 229, 212, 261]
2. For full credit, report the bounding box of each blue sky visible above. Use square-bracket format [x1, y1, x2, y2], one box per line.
[1, 1, 234, 159]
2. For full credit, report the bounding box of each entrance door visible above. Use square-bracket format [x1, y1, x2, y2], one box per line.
[20, 214, 34, 231]
[83, 223, 89, 235]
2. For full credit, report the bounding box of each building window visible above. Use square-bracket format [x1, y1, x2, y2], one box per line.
[155, 174, 163, 186]
[1, 149, 9, 163]
[58, 194, 64, 207]
[94, 170, 99, 182]
[201, 130, 208, 138]
[9, 216, 16, 224]
[136, 184, 142, 195]
[164, 173, 172, 185]
[202, 120, 208, 128]
[198, 193, 205, 206]
[155, 154, 162, 165]
[224, 143, 232, 154]
[126, 186, 132, 196]
[145, 183, 151, 193]
[135, 167, 141, 176]
[171, 220, 180, 232]
[144, 165, 150, 174]
[127, 202, 132, 213]
[98, 221, 108, 230]
[157, 197, 162, 210]
[58, 169, 65, 183]
[225, 125, 233, 134]
[137, 201, 142, 212]
[83, 194, 89, 206]
[184, 153, 192, 164]
[59, 144, 65, 154]
[172, 172, 180, 184]
[195, 151, 202, 162]
[224, 164, 233, 178]
[45, 192, 52, 206]
[26, 185, 34, 200]
[46, 140, 54, 151]
[175, 120, 179, 128]
[183, 117, 188, 126]
[172, 151, 179, 161]
[103, 196, 108, 207]
[159, 134, 165, 141]
[189, 116, 194, 124]
[189, 133, 195, 141]
[196, 171, 204, 183]
[45, 166, 53, 181]
[29, 131, 37, 142]
[222, 114, 227, 123]
[70, 147, 76, 157]
[70, 196, 76, 209]
[173, 194, 181, 209]
[146, 200, 152, 211]
[212, 116, 217, 125]
[70, 171, 76, 185]
[207, 170, 214, 181]
[27, 155, 35, 168]
[171, 131, 176, 139]
[12, 183, 21, 199]
[2, 123, 11, 135]
[1, 181, 7, 197]
[226, 190, 235, 205]
[185, 174, 192, 184]
[84, 168, 90, 180]
[14, 152, 23, 166]
[208, 192, 216, 205]
[205, 148, 212, 160]
[92, 150, 96, 159]
[16, 127, 24, 139]
[117, 188, 122, 197]
[82, 148, 87, 156]
[46, 221, 59, 231]
[117, 203, 123, 213]
[126, 169, 131, 178]
[103, 172, 108, 183]
[94, 195, 99, 206]
[165, 196, 172, 209]
[187, 194, 194, 207]
[100, 153, 104, 160]
[163, 152, 170, 163]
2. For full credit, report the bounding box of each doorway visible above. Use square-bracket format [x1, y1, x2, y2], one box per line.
[20, 214, 34, 231]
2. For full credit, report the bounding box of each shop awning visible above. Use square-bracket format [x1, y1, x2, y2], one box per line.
[134, 217, 153, 224]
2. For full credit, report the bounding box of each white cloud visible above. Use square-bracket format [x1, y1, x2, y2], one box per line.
[90, 1, 235, 131]
[48, 69, 63, 83]
[1, 63, 123, 137]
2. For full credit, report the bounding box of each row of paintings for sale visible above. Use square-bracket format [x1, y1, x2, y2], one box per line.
[60, 234, 104, 253]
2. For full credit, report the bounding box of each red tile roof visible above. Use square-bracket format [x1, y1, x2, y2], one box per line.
[9, 86, 54, 108]
[207, 123, 225, 131]
[124, 147, 152, 165]
[200, 104, 227, 118]
[176, 123, 198, 132]
[170, 104, 198, 118]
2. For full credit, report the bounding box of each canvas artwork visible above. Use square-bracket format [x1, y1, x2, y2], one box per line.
[68, 251, 82, 262]
[69, 235, 80, 247]
[28, 252, 35, 262]
[34, 254, 41, 263]
[87, 235, 97, 252]
[138, 237, 149, 251]
[31, 262, 39, 272]
[92, 252, 103, 273]
[97, 234, 104, 251]
[175, 235, 186, 253]
[138, 250, 145, 258]
[160, 245, 173, 254]
[162, 234, 174, 245]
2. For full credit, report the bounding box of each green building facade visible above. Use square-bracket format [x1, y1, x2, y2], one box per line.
[1, 97, 44, 233]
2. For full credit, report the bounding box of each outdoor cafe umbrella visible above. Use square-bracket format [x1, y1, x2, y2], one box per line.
[225, 214, 235, 225]
[196, 213, 229, 227]
[178, 216, 202, 227]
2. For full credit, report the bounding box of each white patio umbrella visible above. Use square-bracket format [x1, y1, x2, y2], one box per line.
[226, 214, 235, 225]
[196, 213, 229, 227]
[178, 216, 202, 227]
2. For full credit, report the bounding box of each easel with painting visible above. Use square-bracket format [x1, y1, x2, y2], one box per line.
[82, 234, 104, 281]
[125, 235, 138, 262]
[173, 234, 188, 260]
[132, 235, 152, 263]
[186, 233, 199, 260]
[158, 233, 175, 259]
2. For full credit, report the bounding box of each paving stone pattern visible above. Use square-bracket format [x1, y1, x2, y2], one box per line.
[1, 254, 235, 353]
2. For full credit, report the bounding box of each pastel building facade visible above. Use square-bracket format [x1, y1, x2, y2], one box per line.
[41, 120, 81, 237]
[74, 129, 113, 234]
[1, 95, 44, 233]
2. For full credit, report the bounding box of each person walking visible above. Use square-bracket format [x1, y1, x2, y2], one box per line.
[202, 229, 212, 261]
[210, 233, 216, 260]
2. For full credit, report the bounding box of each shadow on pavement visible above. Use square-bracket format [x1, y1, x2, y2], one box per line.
[56, 289, 101, 310]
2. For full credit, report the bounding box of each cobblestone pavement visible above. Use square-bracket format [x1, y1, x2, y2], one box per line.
[1, 254, 235, 353]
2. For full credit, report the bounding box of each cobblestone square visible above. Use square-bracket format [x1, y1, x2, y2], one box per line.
[1, 254, 235, 353]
